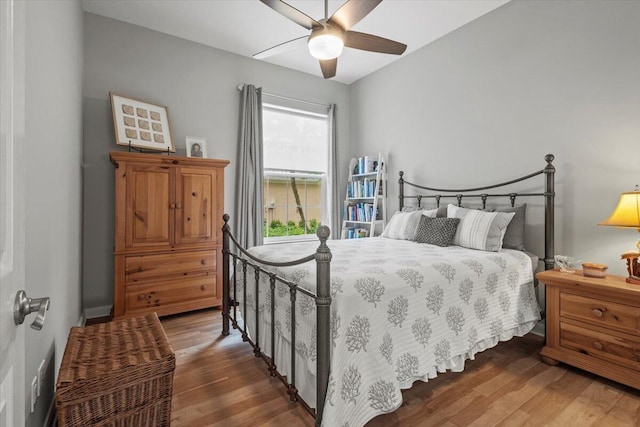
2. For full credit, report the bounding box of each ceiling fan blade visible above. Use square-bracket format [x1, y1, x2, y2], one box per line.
[260, 0, 321, 30]
[344, 31, 407, 55]
[254, 36, 308, 59]
[328, 0, 382, 31]
[319, 58, 337, 79]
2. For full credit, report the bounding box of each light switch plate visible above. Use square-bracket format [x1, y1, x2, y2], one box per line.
[37, 360, 45, 397]
[30, 377, 37, 413]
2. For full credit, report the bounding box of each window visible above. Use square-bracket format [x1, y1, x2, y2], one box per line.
[262, 97, 330, 243]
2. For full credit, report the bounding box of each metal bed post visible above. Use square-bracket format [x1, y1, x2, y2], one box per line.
[222, 214, 231, 336]
[398, 171, 405, 211]
[315, 225, 332, 427]
[543, 154, 555, 271]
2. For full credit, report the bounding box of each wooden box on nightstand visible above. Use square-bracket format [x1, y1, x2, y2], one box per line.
[537, 268, 640, 390]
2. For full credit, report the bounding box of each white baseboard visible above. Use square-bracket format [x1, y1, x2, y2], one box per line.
[83, 305, 112, 322]
[530, 320, 545, 337]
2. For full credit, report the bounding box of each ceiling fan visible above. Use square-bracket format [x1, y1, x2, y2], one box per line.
[255, 0, 407, 79]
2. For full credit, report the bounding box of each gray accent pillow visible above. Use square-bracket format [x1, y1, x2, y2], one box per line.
[436, 206, 448, 218]
[414, 216, 460, 247]
[495, 204, 526, 251]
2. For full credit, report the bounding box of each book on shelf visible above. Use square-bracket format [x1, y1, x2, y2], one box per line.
[344, 202, 376, 222]
[343, 153, 386, 239]
[352, 156, 380, 175]
[343, 227, 369, 239]
[347, 178, 377, 198]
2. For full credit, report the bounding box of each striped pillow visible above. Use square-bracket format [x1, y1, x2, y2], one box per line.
[447, 204, 515, 252]
[381, 210, 424, 240]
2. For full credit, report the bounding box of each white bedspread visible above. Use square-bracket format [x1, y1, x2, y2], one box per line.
[236, 237, 540, 427]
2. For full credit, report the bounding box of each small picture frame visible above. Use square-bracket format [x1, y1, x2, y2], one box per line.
[186, 136, 207, 158]
[110, 93, 175, 152]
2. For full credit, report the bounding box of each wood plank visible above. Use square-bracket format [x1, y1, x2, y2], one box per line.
[162, 308, 640, 426]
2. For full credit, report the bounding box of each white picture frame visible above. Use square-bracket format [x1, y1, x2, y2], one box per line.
[186, 136, 207, 158]
[110, 93, 175, 152]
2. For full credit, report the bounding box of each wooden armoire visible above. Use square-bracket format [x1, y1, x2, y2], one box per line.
[110, 151, 229, 318]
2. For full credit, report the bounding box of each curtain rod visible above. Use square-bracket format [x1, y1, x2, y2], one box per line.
[236, 84, 330, 109]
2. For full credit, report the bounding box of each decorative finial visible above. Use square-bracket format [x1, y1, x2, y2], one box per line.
[316, 225, 330, 240]
[545, 154, 554, 164]
[223, 214, 229, 223]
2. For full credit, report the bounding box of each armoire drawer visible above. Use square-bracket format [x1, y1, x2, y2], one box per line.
[560, 292, 640, 335]
[126, 275, 216, 311]
[125, 250, 216, 283]
[560, 321, 640, 370]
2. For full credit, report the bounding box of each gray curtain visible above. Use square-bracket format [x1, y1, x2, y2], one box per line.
[234, 84, 264, 248]
[327, 104, 340, 239]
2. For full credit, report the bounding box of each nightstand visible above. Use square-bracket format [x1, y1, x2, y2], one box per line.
[537, 269, 640, 389]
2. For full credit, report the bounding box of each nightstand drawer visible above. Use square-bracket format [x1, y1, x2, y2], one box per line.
[560, 321, 640, 369]
[560, 292, 640, 335]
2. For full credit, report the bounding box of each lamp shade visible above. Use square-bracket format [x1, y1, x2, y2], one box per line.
[599, 189, 640, 228]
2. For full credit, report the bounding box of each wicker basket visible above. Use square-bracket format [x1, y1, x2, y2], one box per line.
[56, 313, 175, 427]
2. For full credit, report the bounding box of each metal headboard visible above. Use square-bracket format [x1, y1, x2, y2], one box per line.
[398, 154, 555, 271]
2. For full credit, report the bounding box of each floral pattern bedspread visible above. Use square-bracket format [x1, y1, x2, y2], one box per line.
[236, 237, 540, 427]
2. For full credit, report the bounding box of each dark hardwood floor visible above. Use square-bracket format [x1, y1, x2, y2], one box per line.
[161, 308, 640, 426]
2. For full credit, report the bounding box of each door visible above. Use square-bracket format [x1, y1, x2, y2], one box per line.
[175, 167, 217, 245]
[0, 0, 26, 425]
[124, 164, 174, 250]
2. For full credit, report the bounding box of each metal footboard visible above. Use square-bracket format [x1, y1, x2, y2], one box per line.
[221, 214, 331, 426]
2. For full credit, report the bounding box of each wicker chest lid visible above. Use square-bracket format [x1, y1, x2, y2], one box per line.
[56, 313, 175, 399]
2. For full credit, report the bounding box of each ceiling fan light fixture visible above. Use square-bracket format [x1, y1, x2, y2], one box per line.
[308, 28, 344, 60]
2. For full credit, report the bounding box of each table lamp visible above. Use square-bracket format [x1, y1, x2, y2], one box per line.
[599, 185, 640, 284]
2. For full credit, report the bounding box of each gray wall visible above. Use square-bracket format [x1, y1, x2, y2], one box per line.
[82, 13, 351, 313]
[24, 1, 84, 425]
[350, 0, 640, 278]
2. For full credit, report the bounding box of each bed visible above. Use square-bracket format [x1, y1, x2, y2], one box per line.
[221, 154, 556, 427]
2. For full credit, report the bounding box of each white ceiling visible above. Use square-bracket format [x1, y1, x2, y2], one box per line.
[81, 0, 509, 84]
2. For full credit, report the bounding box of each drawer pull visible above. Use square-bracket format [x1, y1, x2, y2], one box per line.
[169, 203, 176, 209]
[592, 308, 604, 318]
[201, 285, 208, 291]
[592, 341, 604, 351]
[138, 294, 145, 301]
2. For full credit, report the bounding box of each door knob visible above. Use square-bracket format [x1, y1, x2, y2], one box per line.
[14, 290, 50, 330]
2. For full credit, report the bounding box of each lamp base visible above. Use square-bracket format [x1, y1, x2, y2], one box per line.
[621, 250, 640, 285]
[626, 276, 640, 285]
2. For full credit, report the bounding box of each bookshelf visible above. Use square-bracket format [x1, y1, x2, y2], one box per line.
[341, 153, 386, 239]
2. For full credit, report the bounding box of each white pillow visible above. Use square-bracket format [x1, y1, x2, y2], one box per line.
[422, 208, 438, 218]
[447, 204, 515, 252]
[382, 210, 423, 240]
[401, 207, 438, 217]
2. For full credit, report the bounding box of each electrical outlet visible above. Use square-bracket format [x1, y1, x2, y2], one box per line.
[30, 377, 37, 413]
[37, 360, 45, 397]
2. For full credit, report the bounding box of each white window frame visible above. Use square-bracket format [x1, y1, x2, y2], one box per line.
[262, 99, 330, 245]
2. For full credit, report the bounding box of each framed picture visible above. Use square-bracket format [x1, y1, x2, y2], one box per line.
[110, 93, 175, 152]
[186, 136, 207, 158]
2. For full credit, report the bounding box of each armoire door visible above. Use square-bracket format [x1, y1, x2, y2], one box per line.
[174, 166, 218, 245]
[124, 164, 175, 249]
